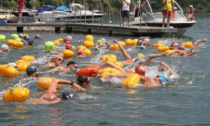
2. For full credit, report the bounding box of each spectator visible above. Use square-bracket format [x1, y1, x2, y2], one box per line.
[121, 0, 131, 26]
[186, 5, 195, 21]
[162, 0, 174, 28]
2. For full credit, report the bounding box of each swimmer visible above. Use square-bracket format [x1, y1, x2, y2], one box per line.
[43, 56, 64, 68]
[65, 44, 73, 50]
[166, 48, 196, 57]
[19, 33, 23, 39]
[169, 41, 182, 50]
[34, 34, 40, 39]
[8, 63, 18, 70]
[46, 61, 77, 73]
[0, 44, 10, 52]
[68, 75, 97, 91]
[170, 39, 207, 49]
[191, 39, 207, 47]
[26, 65, 39, 77]
[27, 40, 34, 47]
[136, 37, 152, 47]
[139, 62, 172, 87]
[77, 50, 86, 58]
[25, 78, 86, 104]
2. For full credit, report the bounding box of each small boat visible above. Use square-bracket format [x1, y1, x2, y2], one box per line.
[130, 0, 196, 28]
[0, 13, 17, 23]
[11, 9, 38, 16]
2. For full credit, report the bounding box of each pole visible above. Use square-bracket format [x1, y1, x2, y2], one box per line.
[120, 8, 122, 26]
[108, 7, 110, 24]
[92, 7, 93, 23]
[139, 0, 141, 28]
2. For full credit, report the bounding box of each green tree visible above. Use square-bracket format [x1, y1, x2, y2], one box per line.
[10, 0, 17, 10]
[29, 0, 41, 9]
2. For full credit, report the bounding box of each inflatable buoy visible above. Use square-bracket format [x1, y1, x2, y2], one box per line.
[15, 60, 31, 72]
[83, 40, 94, 48]
[3, 87, 30, 102]
[113, 61, 123, 68]
[0, 35, 6, 41]
[21, 55, 35, 62]
[109, 44, 119, 50]
[165, 50, 173, 54]
[7, 39, 15, 46]
[53, 40, 60, 45]
[76, 66, 101, 77]
[136, 53, 144, 58]
[3, 65, 19, 77]
[62, 50, 74, 58]
[84, 48, 92, 55]
[122, 73, 140, 87]
[101, 57, 117, 63]
[125, 39, 135, 46]
[101, 54, 117, 61]
[58, 38, 63, 42]
[100, 68, 121, 78]
[37, 77, 62, 89]
[12, 41, 24, 48]
[132, 39, 138, 45]
[182, 42, 192, 48]
[97, 40, 103, 45]
[155, 43, 165, 48]
[10, 34, 19, 40]
[85, 35, 94, 42]
[119, 41, 126, 46]
[44, 41, 55, 53]
[157, 46, 169, 52]
[76, 45, 87, 50]
[15, 38, 21, 42]
[157, 40, 163, 43]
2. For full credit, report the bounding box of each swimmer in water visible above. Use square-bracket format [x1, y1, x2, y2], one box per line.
[25, 78, 86, 104]
[139, 62, 172, 87]
[34, 34, 40, 39]
[136, 37, 152, 47]
[43, 56, 64, 68]
[0, 44, 10, 52]
[46, 61, 77, 73]
[77, 50, 86, 58]
[26, 65, 39, 77]
[166, 48, 196, 57]
[67, 75, 97, 91]
[27, 40, 34, 48]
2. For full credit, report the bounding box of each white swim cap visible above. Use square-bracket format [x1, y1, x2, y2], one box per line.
[189, 5, 193, 8]
[8, 63, 17, 68]
[1, 44, 9, 50]
[144, 38, 150, 42]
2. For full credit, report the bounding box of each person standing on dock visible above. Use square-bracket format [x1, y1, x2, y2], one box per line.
[17, 0, 25, 23]
[162, 0, 174, 28]
[121, 0, 131, 26]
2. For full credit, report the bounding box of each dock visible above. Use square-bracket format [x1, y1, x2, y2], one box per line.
[0, 23, 177, 36]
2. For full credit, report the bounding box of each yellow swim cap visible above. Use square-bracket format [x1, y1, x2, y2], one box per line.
[97, 40, 103, 45]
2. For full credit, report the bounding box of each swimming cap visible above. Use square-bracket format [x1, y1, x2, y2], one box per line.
[189, 5, 193, 8]
[144, 38, 150, 42]
[63, 37, 67, 42]
[137, 40, 142, 45]
[61, 92, 74, 101]
[100, 50, 105, 55]
[56, 56, 63, 60]
[65, 44, 72, 49]
[158, 74, 169, 83]
[28, 40, 34, 45]
[135, 65, 146, 75]
[78, 50, 84, 55]
[8, 63, 17, 68]
[26, 65, 37, 76]
[1, 44, 9, 50]
[19, 34, 23, 37]
[34, 34, 40, 39]
[178, 45, 185, 50]
[97, 40, 103, 45]
[140, 45, 146, 50]
[21, 39, 26, 43]
[66, 36, 72, 41]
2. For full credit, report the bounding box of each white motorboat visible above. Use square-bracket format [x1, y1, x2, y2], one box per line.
[130, 0, 196, 28]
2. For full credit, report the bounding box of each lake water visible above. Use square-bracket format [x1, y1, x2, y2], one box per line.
[0, 13, 210, 125]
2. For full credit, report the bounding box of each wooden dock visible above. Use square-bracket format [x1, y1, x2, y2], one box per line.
[0, 23, 177, 36]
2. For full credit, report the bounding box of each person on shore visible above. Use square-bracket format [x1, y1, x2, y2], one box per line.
[131, 0, 147, 22]
[17, 0, 25, 23]
[26, 65, 39, 77]
[162, 0, 174, 28]
[186, 5, 195, 21]
[43, 56, 64, 68]
[121, 0, 131, 26]
[0, 44, 10, 52]
[25, 78, 86, 104]
[171, 6, 177, 21]
[46, 61, 77, 73]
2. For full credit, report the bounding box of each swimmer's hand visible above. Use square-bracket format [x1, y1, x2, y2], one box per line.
[161, 54, 167, 58]
[203, 39, 207, 42]
[112, 40, 118, 44]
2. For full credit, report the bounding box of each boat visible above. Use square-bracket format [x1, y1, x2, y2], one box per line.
[34, 5, 72, 21]
[130, 0, 196, 28]
[0, 13, 17, 23]
[11, 9, 38, 16]
[54, 3, 103, 22]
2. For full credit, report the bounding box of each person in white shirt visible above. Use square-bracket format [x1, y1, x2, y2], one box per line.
[122, 0, 131, 26]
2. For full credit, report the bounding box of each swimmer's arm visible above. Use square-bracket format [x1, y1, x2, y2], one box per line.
[49, 50, 62, 55]
[45, 67, 61, 73]
[193, 39, 207, 47]
[100, 61, 126, 74]
[105, 74, 129, 79]
[143, 54, 166, 66]
[160, 62, 172, 76]
[166, 49, 179, 57]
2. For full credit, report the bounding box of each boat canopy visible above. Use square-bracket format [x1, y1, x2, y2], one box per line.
[36, 5, 55, 14]
[56, 6, 71, 12]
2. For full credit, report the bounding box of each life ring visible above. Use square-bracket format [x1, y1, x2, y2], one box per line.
[37, 77, 62, 89]
[100, 68, 121, 78]
[122, 73, 140, 87]
[76, 66, 101, 77]
[3, 87, 30, 102]
[62, 50, 74, 58]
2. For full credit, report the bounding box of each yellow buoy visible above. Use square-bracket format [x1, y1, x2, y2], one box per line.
[84, 48, 92, 55]
[62, 50, 74, 58]
[109, 44, 119, 50]
[3, 87, 30, 102]
[122, 74, 140, 87]
[53, 40, 60, 45]
[125, 39, 134, 46]
[165, 50, 173, 54]
[100, 68, 121, 78]
[4, 65, 19, 77]
[157, 46, 169, 52]
[155, 43, 165, 48]
[21, 55, 35, 62]
[101, 54, 117, 61]
[58, 38, 63, 42]
[182, 42, 192, 48]
[76, 45, 87, 50]
[136, 53, 145, 58]
[85, 35, 94, 42]
[7, 39, 15, 46]
[37, 77, 62, 89]
[119, 41, 126, 46]
[83, 40, 94, 48]
[15, 60, 31, 72]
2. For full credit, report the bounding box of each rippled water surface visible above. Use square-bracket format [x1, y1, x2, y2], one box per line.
[0, 14, 210, 125]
